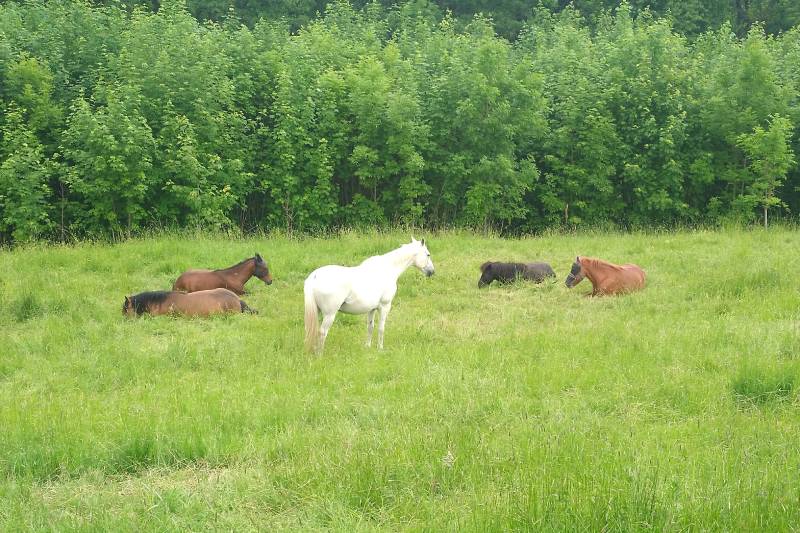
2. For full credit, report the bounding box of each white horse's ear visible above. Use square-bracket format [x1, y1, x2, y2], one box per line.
[410, 235, 418, 243]
[421, 238, 425, 246]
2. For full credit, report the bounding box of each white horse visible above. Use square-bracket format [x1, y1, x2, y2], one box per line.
[304, 237, 435, 353]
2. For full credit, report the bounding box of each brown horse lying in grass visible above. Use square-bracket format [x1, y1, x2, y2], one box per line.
[123, 288, 256, 317]
[173, 254, 272, 294]
[478, 261, 556, 288]
[565, 256, 646, 296]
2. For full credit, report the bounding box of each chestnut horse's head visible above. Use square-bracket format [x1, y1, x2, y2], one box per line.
[254, 253, 273, 285]
[565, 257, 585, 288]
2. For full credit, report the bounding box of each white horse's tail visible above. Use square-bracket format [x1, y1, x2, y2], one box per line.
[304, 277, 319, 353]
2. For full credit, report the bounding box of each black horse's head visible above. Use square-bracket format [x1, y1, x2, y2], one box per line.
[565, 257, 585, 288]
[254, 253, 273, 285]
[122, 295, 134, 316]
[478, 262, 495, 288]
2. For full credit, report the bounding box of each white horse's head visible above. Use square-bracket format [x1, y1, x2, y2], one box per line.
[410, 237, 435, 277]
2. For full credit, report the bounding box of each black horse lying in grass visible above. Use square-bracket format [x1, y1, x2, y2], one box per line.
[478, 261, 556, 288]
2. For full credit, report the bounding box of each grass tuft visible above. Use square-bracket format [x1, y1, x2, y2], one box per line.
[12, 293, 43, 322]
[732, 367, 795, 405]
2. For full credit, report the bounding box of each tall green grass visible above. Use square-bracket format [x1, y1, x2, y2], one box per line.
[0, 228, 798, 530]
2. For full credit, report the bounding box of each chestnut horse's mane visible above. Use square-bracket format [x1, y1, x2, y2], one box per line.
[582, 257, 625, 272]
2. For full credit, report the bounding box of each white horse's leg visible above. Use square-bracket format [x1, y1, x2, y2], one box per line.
[365, 309, 377, 347]
[318, 312, 337, 353]
[376, 302, 392, 349]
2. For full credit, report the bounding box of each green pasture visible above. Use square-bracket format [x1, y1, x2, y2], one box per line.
[0, 229, 799, 531]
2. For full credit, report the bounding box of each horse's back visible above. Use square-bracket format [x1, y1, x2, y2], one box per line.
[617, 264, 646, 291]
[622, 263, 646, 280]
[305, 262, 392, 314]
[525, 262, 556, 279]
[173, 269, 225, 292]
[199, 287, 239, 298]
[306, 264, 355, 287]
[305, 265, 355, 305]
[182, 288, 242, 315]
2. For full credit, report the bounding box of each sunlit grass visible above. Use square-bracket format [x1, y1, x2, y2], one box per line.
[0, 228, 798, 530]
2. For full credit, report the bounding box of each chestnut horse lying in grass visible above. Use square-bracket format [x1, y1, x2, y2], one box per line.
[565, 256, 646, 296]
[123, 288, 256, 317]
[173, 254, 272, 294]
[478, 261, 556, 288]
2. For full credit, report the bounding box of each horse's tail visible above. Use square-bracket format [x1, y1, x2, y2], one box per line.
[240, 300, 257, 314]
[304, 277, 319, 353]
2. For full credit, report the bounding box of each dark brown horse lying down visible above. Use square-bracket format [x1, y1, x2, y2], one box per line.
[478, 261, 556, 288]
[123, 288, 256, 317]
[565, 256, 646, 296]
[173, 254, 272, 294]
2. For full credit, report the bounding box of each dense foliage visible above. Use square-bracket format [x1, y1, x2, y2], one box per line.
[100, 0, 800, 39]
[1, 0, 800, 240]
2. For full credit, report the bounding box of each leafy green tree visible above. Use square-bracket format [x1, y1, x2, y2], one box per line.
[697, 25, 791, 218]
[0, 106, 53, 241]
[259, 59, 338, 232]
[598, 5, 695, 224]
[409, 14, 547, 229]
[736, 115, 796, 227]
[107, 0, 254, 228]
[61, 89, 155, 234]
[522, 7, 621, 226]
[342, 52, 429, 224]
[3, 56, 62, 143]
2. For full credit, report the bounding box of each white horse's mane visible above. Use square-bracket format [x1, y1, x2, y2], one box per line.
[359, 240, 423, 267]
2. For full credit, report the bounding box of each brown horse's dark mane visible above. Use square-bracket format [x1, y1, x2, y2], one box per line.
[129, 290, 172, 314]
[216, 257, 255, 273]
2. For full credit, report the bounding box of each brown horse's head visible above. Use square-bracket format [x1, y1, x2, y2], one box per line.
[122, 291, 170, 316]
[565, 257, 585, 288]
[254, 253, 273, 285]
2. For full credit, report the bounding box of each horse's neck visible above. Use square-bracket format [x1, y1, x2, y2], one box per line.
[365, 247, 414, 280]
[585, 259, 618, 285]
[220, 259, 253, 280]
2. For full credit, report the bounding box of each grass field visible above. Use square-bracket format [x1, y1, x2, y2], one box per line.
[1, 228, 799, 531]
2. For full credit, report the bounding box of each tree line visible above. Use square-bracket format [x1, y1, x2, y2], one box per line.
[0, 0, 799, 241]
[96, 0, 800, 40]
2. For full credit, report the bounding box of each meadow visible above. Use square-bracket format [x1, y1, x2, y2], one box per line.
[0, 228, 799, 531]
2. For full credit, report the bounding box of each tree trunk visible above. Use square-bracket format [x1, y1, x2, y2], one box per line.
[764, 205, 768, 229]
[59, 180, 66, 243]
